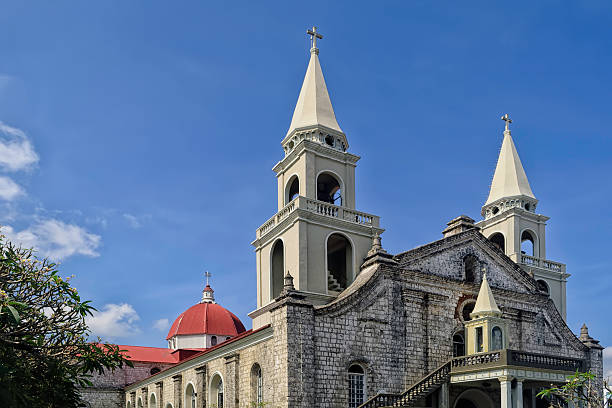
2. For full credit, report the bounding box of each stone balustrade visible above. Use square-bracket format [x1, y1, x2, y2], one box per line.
[451, 349, 583, 374]
[520, 254, 565, 273]
[257, 196, 379, 239]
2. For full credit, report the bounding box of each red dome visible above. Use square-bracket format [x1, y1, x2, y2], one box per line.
[166, 302, 246, 340]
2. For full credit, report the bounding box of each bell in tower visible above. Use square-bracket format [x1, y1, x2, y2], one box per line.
[249, 27, 383, 329]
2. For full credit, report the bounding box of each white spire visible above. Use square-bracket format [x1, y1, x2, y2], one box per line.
[471, 273, 502, 318]
[485, 115, 535, 206]
[286, 28, 343, 137]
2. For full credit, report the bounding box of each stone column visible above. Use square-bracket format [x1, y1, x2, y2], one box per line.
[224, 353, 240, 408]
[499, 376, 513, 408]
[155, 381, 164, 408]
[173, 374, 183, 408]
[196, 365, 207, 408]
[439, 382, 449, 408]
[514, 379, 523, 408]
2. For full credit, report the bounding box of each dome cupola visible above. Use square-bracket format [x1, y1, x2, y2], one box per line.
[166, 275, 245, 350]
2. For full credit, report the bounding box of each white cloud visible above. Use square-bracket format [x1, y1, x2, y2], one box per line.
[153, 318, 170, 332]
[123, 213, 151, 229]
[3, 219, 101, 260]
[86, 303, 141, 339]
[0, 176, 24, 201]
[604, 347, 612, 381]
[0, 122, 39, 172]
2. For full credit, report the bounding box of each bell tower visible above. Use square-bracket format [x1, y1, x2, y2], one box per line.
[476, 115, 569, 319]
[250, 27, 383, 329]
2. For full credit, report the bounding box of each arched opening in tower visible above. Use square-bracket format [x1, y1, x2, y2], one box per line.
[317, 173, 342, 205]
[521, 230, 535, 256]
[327, 233, 352, 292]
[489, 232, 505, 253]
[271, 240, 284, 299]
[286, 176, 299, 204]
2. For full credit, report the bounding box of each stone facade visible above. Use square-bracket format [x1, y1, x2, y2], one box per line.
[117, 228, 602, 408]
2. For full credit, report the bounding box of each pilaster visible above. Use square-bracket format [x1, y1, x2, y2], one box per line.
[224, 353, 240, 408]
[172, 374, 183, 408]
[196, 365, 207, 408]
[141, 387, 148, 408]
[155, 381, 164, 408]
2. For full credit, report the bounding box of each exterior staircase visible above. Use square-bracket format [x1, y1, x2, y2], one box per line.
[358, 360, 451, 408]
[327, 271, 343, 292]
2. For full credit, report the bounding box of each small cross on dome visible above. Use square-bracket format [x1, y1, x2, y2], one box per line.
[204, 270, 212, 286]
[201, 271, 215, 303]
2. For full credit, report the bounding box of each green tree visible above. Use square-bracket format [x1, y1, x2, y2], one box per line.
[0, 235, 132, 408]
[538, 371, 611, 408]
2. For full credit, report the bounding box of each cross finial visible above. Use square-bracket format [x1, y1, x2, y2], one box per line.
[307, 26, 323, 53]
[501, 113, 512, 132]
[204, 271, 212, 286]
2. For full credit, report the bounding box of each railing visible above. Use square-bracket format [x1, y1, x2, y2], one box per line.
[256, 196, 380, 239]
[520, 254, 565, 273]
[451, 350, 502, 370]
[359, 361, 451, 408]
[508, 350, 584, 372]
[451, 349, 584, 374]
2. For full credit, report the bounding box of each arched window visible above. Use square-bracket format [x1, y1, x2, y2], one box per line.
[251, 364, 263, 404]
[317, 173, 342, 205]
[491, 326, 503, 351]
[521, 230, 535, 256]
[210, 374, 224, 408]
[453, 332, 465, 357]
[327, 233, 353, 292]
[463, 255, 477, 283]
[149, 394, 157, 408]
[127, 402, 132, 408]
[348, 364, 366, 408]
[137, 397, 143, 408]
[537, 279, 550, 295]
[286, 176, 299, 204]
[211, 336, 217, 346]
[271, 240, 284, 299]
[489, 232, 505, 253]
[185, 383, 196, 408]
[475, 327, 484, 353]
[150, 367, 161, 375]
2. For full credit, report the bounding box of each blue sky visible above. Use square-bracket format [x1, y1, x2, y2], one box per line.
[0, 1, 610, 372]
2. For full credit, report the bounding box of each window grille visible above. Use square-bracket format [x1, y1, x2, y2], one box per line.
[257, 367, 263, 403]
[348, 365, 365, 408]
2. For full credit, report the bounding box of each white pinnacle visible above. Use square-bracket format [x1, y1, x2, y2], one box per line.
[485, 118, 535, 206]
[472, 273, 502, 317]
[286, 38, 343, 137]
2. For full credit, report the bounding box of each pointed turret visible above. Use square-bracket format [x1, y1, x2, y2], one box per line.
[485, 117, 535, 206]
[481, 114, 538, 218]
[471, 273, 502, 318]
[286, 48, 342, 137]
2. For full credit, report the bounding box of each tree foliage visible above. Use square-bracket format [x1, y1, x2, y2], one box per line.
[0, 235, 132, 407]
[538, 371, 611, 408]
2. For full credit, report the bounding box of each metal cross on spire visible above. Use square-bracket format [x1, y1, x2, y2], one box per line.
[307, 26, 323, 51]
[501, 113, 512, 132]
[204, 271, 212, 286]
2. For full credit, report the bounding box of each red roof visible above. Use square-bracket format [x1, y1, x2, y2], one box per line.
[166, 302, 246, 340]
[117, 345, 180, 363]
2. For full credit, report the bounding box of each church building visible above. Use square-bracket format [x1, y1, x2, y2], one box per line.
[84, 27, 604, 408]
